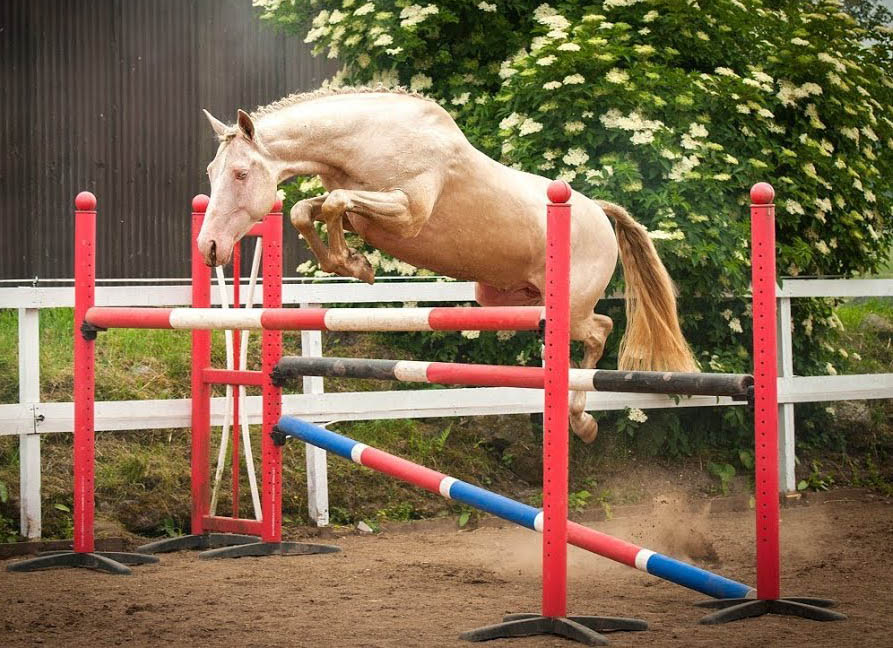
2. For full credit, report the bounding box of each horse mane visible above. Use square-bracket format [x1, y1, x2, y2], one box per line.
[250, 84, 432, 120]
[216, 85, 432, 143]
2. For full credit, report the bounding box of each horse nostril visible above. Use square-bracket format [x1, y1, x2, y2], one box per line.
[208, 240, 217, 266]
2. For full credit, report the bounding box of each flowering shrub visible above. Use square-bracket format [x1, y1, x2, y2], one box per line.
[255, 0, 891, 451]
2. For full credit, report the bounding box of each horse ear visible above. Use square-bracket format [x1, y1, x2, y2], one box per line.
[203, 109, 228, 137]
[237, 109, 255, 140]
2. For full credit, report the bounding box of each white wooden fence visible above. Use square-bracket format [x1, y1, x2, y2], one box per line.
[2, 277, 891, 538]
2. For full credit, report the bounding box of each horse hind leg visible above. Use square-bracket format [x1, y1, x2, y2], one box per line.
[569, 313, 613, 443]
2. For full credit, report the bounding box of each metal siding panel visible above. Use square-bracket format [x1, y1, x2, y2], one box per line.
[2, 0, 337, 280]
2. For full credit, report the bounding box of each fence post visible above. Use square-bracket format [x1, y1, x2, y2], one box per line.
[300, 303, 329, 527]
[18, 307, 41, 539]
[776, 291, 797, 494]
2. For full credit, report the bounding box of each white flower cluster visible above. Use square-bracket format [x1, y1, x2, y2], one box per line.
[604, 0, 643, 8]
[499, 112, 523, 130]
[519, 117, 544, 136]
[477, 1, 497, 12]
[410, 73, 432, 92]
[648, 229, 685, 240]
[295, 259, 316, 274]
[399, 4, 438, 29]
[364, 249, 417, 275]
[667, 155, 700, 182]
[533, 3, 570, 30]
[776, 80, 823, 107]
[605, 68, 629, 84]
[599, 108, 665, 147]
[817, 52, 846, 73]
[461, 330, 481, 340]
[804, 103, 825, 129]
[627, 407, 648, 423]
[748, 67, 773, 84]
[562, 147, 589, 166]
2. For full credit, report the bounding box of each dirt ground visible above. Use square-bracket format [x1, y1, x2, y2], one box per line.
[1, 494, 890, 648]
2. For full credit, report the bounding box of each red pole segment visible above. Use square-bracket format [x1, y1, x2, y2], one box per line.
[426, 363, 547, 389]
[191, 195, 212, 536]
[73, 191, 97, 554]
[85, 307, 174, 329]
[427, 307, 545, 331]
[750, 182, 780, 600]
[261, 203, 283, 543]
[542, 180, 572, 617]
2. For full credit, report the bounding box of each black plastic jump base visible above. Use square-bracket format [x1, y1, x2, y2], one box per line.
[6, 549, 158, 574]
[136, 532, 340, 560]
[461, 613, 648, 646]
[695, 596, 846, 624]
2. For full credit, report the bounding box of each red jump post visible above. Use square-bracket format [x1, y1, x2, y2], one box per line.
[460, 182, 648, 644]
[7, 193, 158, 574]
[136, 197, 338, 559]
[695, 183, 845, 623]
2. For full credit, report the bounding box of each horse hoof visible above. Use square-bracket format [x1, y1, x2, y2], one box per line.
[571, 414, 598, 443]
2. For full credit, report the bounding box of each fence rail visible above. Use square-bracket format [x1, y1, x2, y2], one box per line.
[3, 277, 891, 538]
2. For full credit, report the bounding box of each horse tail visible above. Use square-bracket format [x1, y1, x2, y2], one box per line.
[597, 200, 699, 373]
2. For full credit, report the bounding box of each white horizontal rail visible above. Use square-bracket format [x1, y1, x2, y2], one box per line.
[0, 389, 743, 436]
[779, 374, 893, 403]
[779, 278, 892, 298]
[0, 280, 479, 309]
[3, 276, 889, 310]
[3, 373, 892, 437]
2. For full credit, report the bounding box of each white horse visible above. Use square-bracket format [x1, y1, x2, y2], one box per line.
[198, 87, 697, 442]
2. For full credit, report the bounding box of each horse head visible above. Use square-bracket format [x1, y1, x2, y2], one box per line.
[197, 109, 277, 267]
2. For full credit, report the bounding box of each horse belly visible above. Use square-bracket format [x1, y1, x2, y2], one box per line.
[475, 282, 542, 306]
[349, 215, 539, 285]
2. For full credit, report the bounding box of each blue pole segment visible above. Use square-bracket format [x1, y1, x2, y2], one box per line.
[646, 553, 754, 599]
[276, 416, 356, 461]
[448, 481, 540, 530]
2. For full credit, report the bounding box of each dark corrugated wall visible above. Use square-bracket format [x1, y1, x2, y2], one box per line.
[1, 0, 337, 280]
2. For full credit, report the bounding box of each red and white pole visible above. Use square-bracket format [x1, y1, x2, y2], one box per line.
[261, 201, 284, 543]
[542, 180, 572, 617]
[191, 194, 212, 536]
[73, 191, 97, 553]
[750, 182, 780, 599]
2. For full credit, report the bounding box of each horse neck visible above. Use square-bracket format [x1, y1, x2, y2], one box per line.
[257, 101, 359, 182]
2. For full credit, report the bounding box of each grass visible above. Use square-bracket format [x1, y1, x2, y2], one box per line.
[835, 298, 893, 374]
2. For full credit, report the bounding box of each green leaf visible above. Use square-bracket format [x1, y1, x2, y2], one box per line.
[797, 480, 808, 491]
[54, 503, 71, 513]
[0, 481, 7, 504]
[458, 511, 470, 528]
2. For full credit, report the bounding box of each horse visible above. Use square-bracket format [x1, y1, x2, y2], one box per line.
[197, 87, 697, 442]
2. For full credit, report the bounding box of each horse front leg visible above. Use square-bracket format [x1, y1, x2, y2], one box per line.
[290, 195, 335, 270]
[290, 192, 385, 284]
[570, 313, 614, 443]
[320, 188, 416, 284]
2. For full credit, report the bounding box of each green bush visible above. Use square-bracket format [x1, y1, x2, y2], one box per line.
[254, 0, 892, 453]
